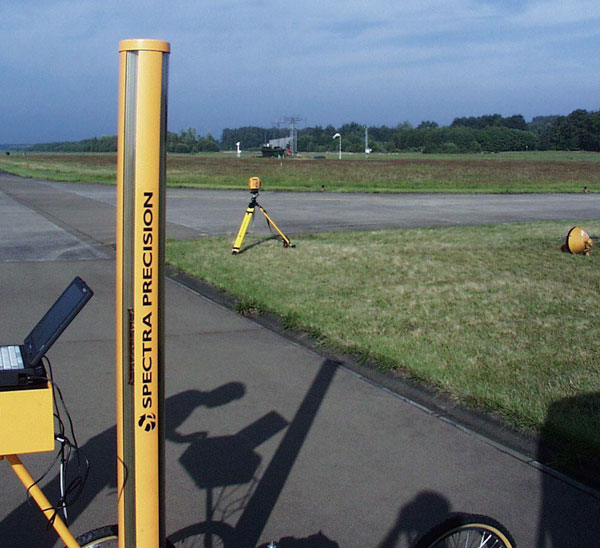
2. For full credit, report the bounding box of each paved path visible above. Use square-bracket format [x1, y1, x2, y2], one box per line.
[1, 172, 599, 547]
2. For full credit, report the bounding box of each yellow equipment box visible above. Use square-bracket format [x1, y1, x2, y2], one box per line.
[0, 384, 54, 455]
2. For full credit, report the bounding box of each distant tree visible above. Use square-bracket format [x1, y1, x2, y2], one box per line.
[528, 115, 560, 150]
[477, 126, 538, 152]
[451, 113, 526, 130]
[417, 120, 438, 129]
[174, 143, 190, 153]
[220, 127, 265, 150]
[451, 115, 500, 129]
[547, 109, 600, 151]
[396, 121, 414, 130]
[503, 115, 528, 131]
[197, 134, 219, 152]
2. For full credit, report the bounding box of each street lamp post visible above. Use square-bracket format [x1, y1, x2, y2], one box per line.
[333, 133, 341, 160]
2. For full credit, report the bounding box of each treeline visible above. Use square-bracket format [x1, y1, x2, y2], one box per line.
[222, 121, 538, 153]
[21, 109, 600, 154]
[26, 128, 219, 153]
[222, 110, 600, 153]
[28, 135, 118, 152]
[166, 128, 219, 153]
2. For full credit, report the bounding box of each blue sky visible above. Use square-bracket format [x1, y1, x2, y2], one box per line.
[1, 0, 599, 143]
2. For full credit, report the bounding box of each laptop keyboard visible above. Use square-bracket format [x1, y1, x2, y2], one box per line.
[0, 346, 24, 370]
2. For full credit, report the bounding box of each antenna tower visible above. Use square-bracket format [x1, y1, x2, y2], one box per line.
[283, 115, 305, 156]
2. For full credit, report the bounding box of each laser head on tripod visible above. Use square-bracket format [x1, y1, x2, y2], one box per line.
[232, 175, 295, 254]
[248, 176, 261, 194]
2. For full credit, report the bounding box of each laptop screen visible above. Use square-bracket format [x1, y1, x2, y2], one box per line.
[23, 277, 93, 366]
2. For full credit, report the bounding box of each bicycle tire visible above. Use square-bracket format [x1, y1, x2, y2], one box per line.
[166, 519, 237, 547]
[72, 525, 118, 548]
[414, 513, 516, 548]
[70, 524, 175, 548]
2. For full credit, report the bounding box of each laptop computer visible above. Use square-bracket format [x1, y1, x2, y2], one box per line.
[0, 276, 93, 390]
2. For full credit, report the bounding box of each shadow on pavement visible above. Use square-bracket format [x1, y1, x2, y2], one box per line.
[376, 491, 452, 548]
[169, 359, 339, 547]
[535, 392, 600, 548]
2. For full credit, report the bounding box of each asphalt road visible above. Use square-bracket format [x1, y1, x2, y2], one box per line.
[8, 175, 600, 239]
[1, 172, 599, 548]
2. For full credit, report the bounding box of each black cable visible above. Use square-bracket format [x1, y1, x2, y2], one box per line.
[25, 357, 90, 527]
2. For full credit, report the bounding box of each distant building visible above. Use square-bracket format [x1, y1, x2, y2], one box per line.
[267, 137, 291, 149]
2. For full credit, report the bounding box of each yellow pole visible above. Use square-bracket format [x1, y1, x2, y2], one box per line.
[117, 38, 170, 548]
[6, 455, 80, 548]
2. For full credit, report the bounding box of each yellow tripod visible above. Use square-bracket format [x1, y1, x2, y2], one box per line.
[232, 177, 295, 255]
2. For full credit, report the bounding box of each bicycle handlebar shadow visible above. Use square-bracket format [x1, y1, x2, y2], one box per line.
[0, 382, 246, 548]
[168, 359, 340, 548]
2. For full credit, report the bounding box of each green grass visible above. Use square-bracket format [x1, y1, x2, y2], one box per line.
[166, 220, 600, 460]
[1, 151, 599, 193]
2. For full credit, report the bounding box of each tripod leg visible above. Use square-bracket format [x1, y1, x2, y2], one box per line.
[258, 206, 295, 248]
[232, 206, 255, 254]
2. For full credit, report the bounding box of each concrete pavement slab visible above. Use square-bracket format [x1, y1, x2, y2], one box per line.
[0, 189, 109, 262]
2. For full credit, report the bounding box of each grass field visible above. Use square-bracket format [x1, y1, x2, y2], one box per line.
[166, 220, 600, 463]
[0, 151, 599, 193]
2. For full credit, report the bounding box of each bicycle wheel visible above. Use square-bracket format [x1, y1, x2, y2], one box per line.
[415, 513, 516, 548]
[167, 520, 237, 547]
[73, 525, 118, 548]
[71, 524, 175, 548]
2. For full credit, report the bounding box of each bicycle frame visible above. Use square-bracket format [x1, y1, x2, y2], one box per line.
[2, 454, 81, 548]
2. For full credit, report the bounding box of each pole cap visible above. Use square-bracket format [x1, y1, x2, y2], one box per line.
[119, 39, 170, 53]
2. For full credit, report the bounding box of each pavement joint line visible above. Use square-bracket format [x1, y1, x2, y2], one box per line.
[0, 182, 113, 254]
[168, 327, 263, 337]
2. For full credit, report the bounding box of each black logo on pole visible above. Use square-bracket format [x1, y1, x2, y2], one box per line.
[138, 412, 157, 432]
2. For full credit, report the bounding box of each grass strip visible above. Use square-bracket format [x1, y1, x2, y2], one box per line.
[166, 220, 600, 462]
[1, 152, 599, 193]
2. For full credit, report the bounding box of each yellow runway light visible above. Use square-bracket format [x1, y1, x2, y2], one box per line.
[562, 226, 593, 256]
